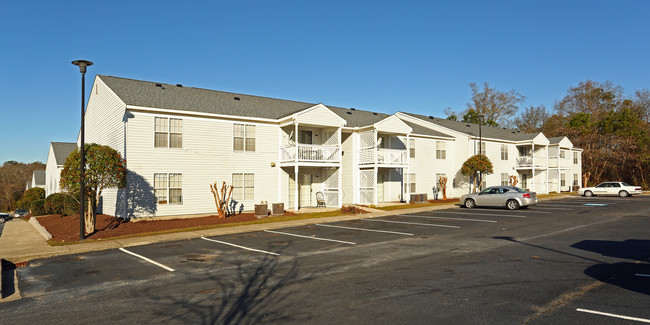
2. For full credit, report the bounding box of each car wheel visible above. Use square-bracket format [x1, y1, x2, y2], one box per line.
[464, 199, 476, 208]
[619, 190, 629, 198]
[506, 200, 519, 210]
[0, 218, 5, 223]
[584, 190, 593, 197]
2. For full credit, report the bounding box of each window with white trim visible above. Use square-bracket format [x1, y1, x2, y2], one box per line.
[234, 124, 256, 151]
[408, 173, 416, 193]
[573, 174, 579, 186]
[436, 173, 446, 190]
[501, 144, 508, 160]
[155, 117, 182, 148]
[501, 173, 509, 186]
[573, 152, 578, 164]
[154, 173, 182, 205]
[232, 173, 254, 201]
[560, 149, 566, 158]
[561, 173, 566, 187]
[409, 139, 415, 158]
[436, 141, 446, 159]
[477, 142, 486, 155]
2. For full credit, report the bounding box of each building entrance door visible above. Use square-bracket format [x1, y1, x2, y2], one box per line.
[299, 174, 314, 207]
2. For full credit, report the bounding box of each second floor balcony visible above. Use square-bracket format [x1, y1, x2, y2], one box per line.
[281, 144, 341, 164]
[516, 156, 547, 169]
[360, 147, 407, 165]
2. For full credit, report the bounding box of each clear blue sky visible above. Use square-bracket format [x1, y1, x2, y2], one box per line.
[1, 0, 648, 163]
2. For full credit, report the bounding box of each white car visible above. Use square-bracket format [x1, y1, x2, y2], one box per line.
[578, 182, 643, 197]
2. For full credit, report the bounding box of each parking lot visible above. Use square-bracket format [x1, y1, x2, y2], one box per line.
[4, 195, 650, 324]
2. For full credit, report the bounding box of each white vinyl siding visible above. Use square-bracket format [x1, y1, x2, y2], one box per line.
[234, 124, 256, 151]
[232, 173, 254, 201]
[436, 141, 446, 159]
[501, 144, 508, 160]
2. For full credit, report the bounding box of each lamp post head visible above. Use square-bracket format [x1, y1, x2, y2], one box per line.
[72, 60, 93, 74]
[478, 114, 485, 123]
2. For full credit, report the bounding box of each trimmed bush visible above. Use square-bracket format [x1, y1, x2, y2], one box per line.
[30, 199, 46, 216]
[44, 193, 67, 214]
[16, 187, 45, 210]
[63, 196, 80, 216]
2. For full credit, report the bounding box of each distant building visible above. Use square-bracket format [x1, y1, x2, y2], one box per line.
[45, 142, 78, 197]
[27, 169, 46, 191]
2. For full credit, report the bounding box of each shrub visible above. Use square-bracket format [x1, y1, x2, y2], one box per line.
[340, 205, 366, 214]
[63, 196, 80, 216]
[44, 193, 68, 215]
[16, 187, 45, 210]
[30, 199, 46, 216]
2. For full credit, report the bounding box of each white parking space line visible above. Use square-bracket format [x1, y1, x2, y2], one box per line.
[543, 201, 617, 205]
[397, 215, 497, 223]
[531, 207, 574, 210]
[119, 248, 175, 272]
[201, 237, 279, 256]
[433, 211, 526, 218]
[364, 219, 461, 228]
[576, 308, 650, 323]
[264, 230, 356, 245]
[635, 273, 650, 277]
[315, 223, 414, 236]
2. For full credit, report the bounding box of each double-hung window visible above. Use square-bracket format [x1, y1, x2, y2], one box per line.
[560, 174, 566, 187]
[501, 144, 508, 160]
[573, 152, 578, 164]
[560, 149, 566, 159]
[501, 173, 509, 186]
[477, 142, 486, 155]
[409, 139, 415, 158]
[232, 173, 254, 201]
[408, 173, 416, 193]
[573, 174, 579, 186]
[154, 173, 182, 205]
[155, 117, 182, 148]
[234, 124, 256, 151]
[436, 141, 446, 159]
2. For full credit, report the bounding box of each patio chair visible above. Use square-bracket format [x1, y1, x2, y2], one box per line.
[316, 191, 326, 207]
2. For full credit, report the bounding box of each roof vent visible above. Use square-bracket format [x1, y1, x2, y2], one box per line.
[512, 131, 516, 134]
[155, 83, 163, 87]
[373, 112, 378, 115]
[466, 124, 471, 127]
[429, 116, 434, 119]
[350, 108, 356, 110]
[176, 84, 183, 87]
[234, 97, 240, 101]
[346, 111, 352, 115]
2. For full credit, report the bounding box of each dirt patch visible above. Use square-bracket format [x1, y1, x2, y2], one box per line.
[426, 198, 459, 203]
[37, 213, 269, 243]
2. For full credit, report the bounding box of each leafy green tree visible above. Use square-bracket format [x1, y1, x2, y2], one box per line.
[60, 144, 126, 235]
[514, 105, 549, 133]
[460, 154, 494, 193]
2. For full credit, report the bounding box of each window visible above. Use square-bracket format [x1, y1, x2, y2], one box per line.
[560, 149, 566, 158]
[155, 117, 182, 148]
[501, 144, 508, 160]
[518, 147, 529, 157]
[154, 173, 182, 205]
[234, 124, 256, 151]
[560, 174, 566, 187]
[573, 152, 578, 164]
[477, 142, 486, 155]
[436, 173, 446, 190]
[232, 173, 254, 201]
[409, 139, 415, 158]
[573, 174, 579, 186]
[501, 173, 509, 186]
[436, 141, 446, 159]
[408, 173, 416, 193]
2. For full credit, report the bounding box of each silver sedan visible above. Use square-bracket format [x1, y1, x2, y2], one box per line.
[460, 186, 538, 210]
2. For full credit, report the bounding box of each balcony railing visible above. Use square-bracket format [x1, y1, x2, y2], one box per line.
[516, 156, 547, 168]
[280, 144, 341, 163]
[548, 156, 572, 168]
[360, 148, 407, 165]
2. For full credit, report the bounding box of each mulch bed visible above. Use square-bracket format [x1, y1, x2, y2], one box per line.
[426, 198, 459, 203]
[37, 213, 265, 243]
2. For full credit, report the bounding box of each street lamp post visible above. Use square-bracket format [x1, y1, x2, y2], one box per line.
[72, 60, 93, 241]
[478, 114, 485, 192]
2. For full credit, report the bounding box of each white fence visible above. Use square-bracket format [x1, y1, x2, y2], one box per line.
[281, 144, 341, 163]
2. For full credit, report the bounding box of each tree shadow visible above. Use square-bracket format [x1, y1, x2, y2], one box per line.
[146, 243, 317, 324]
[116, 169, 157, 219]
[493, 237, 650, 296]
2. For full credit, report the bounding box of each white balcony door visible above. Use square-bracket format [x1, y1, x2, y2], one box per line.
[299, 174, 314, 207]
[300, 130, 313, 145]
[378, 173, 385, 202]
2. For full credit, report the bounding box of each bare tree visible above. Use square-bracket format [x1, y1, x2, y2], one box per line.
[466, 82, 526, 127]
[514, 105, 549, 133]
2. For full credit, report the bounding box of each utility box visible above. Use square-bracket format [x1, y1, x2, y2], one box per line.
[409, 194, 427, 203]
[272, 203, 284, 215]
[255, 204, 268, 218]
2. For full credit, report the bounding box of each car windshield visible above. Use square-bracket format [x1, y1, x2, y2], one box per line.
[16, 209, 27, 213]
[622, 182, 632, 187]
[596, 183, 607, 188]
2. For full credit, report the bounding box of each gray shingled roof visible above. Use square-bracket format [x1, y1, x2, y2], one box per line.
[547, 137, 565, 144]
[401, 120, 454, 138]
[33, 170, 45, 186]
[402, 113, 541, 141]
[51, 142, 77, 165]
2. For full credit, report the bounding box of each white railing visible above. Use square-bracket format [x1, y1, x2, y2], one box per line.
[516, 156, 547, 168]
[280, 144, 341, 163]
[548, 156, 572, 168]
[360, 148, 407, 165]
